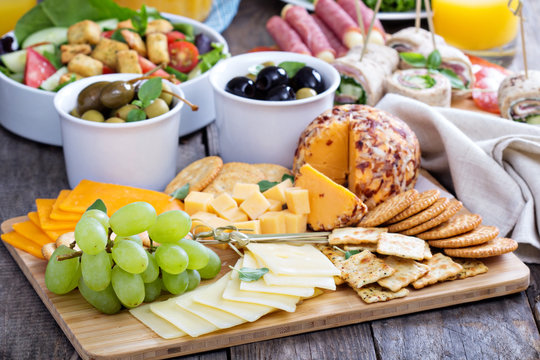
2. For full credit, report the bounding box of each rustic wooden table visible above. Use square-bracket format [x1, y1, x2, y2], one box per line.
[1, 0, 539, 359]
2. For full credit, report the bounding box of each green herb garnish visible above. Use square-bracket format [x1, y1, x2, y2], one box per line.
[345, 250, 360, 259]
[43, 50, 62, 70]
[229, 265, 269, 282]
[137, 77, 162, 107]
[170, 184, 190, 200]
[86, 199, 107, 213]
[278, 61, 305, 78]
[165, 66, 188, 82]
[257, 174, 295, 192]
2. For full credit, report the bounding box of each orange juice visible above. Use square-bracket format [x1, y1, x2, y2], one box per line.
[0, 0, 36, 36]
[432, 0, 518, 51]
[114, 0, 213, 22]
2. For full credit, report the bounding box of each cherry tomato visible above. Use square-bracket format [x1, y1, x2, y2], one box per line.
[137, 55, 180, 84]
[467, 55, 512, 114]
[248, 46, 279, 53]
[166, 31, 186, 44]
[101, 30, 115, 39]
[102, 64, 114, 74]
[24, 47, 56, 88]
[168, 41, 199, 73]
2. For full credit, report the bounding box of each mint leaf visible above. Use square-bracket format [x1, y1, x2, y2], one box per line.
[278, 61, 305, 78]
[170, 184, 189, 200]
[131, 99, 143, 108]
[399, 52, 427, 68]
[138, 77, 162, 108]
[86, 199, 107, 213]
[345, 250, 360, 259]
[438, 68, 467, 90]
[229, 266, 269, 282]
[258, 180, 279, 192]
[127, 108, 146, 122]
[427, 50, 442, 69]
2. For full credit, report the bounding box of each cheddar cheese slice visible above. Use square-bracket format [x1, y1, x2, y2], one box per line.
[49, 190, 82, 221]
[12, 220, 52, 246]
[36, 199, 78, 231]
[1, 231, 44, 259]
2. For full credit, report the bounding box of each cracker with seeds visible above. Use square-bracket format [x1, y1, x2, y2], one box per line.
[387, 189, 440, 224]
[445, 258, 488, 280]
[317, 245, 347, 285]
[355, 284, 409, 303]
[387, 197, 450, 232]
[428, 225, 499, 248]
[377, 256, 430, 292]
[377, 232, 426, 260]
[400, 199, 463, 236]
[344, 243, 379, 252]
[252, 163, 292, 182]
[358, 189, 418, 227]
[329, 227, 387, 245]
[417, 213, 483, 240]
[412, 253, 463, 289]
[341, 250, 395, 289]
[165, 156, 223, 194]
[203, 162, 265, 195]
[443, 237, 518, 258]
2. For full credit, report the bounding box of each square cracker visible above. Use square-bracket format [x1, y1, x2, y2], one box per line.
[317, 245, 347, 285]
[377, 256, 430, 292]
[329, 227, 387, 245]
[423, 242, 433, 260]
[377, 233, 426, 260]
[355, 284, 409, 303]
[446, 258, 488, 280]
[412, 253, 463, 289]
[344, 243, 379, 252]
[341, 250, 395, 289]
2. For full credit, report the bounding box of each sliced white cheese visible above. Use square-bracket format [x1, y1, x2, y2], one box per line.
[240, 251, 315, 297]
[247, 243, 340, 276]
[129, 304, 186, 339]
[263, 272, 336, 290]
[223, 259, 300, 312]
[150, 298, 218, 337]
[193, 273, 274, 322]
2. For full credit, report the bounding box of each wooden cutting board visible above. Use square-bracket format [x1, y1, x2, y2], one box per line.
[1, 215, 530, 360]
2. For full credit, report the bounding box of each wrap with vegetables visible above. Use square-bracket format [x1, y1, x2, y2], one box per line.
[385, 68, 451, 107]
[387, 27, 444, 54]
[345, 43, 399, 76]
[332, 56, 385, 106]
[498, 70, 540, 124]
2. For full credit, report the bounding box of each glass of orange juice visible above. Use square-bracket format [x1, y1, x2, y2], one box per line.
[0, 0, 36, 36]
[114, 0, 213, 22]
[432, 0, 519, 65]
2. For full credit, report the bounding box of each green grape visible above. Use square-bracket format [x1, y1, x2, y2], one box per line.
[143, 277, 162, 302]
[141, 251, 159, 283]
[81, 250, 112, 291]
[162, 270, 189, 295]
[176, 238, 209, 270]
[45, 245, 81, 294]
[155, 243, 188, 274]
[197, 247, 222, 279]
[147, 210, 191, 243]
[75, 216, 108, 255]
[114, 234, 143, 246]
[78, 278, 122, 314]
[186, 269, 201, 291]
[109, 201, 157, 236]
[82, 209, 110, 233]
[112, 240, 148, 274]
[111, 266, 145, 308]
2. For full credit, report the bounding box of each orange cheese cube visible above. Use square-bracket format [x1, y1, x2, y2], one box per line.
[232, 183, 260, 204]
[220, 207, 249, 222]
[258, 211, 286, 234]
[239, 191, 271, 220]
[282, 210, 308, 233]
[268, 199, 283, 212]
[285, 188, 310, 215]
[263, 178, 293, 205]
[209, 193, 237, 216]
[184, 191, 214, 216]
[233, 220, 261, 234]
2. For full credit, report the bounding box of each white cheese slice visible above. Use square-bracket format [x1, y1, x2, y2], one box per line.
[192, 273, 274, 322]
[247, 243, 340, 276]
[240, 251, 315, 297]
[150, 298, 218, 337]
[263, 272, 336, 290]
[129, 304, 186, 339]
[223, 259, 300, 312]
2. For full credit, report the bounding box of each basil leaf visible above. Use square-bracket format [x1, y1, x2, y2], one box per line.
[345, 250, 360, 259]
[131, 99, 143, 108]
[126, 108, 147, 122]
[131, 4, 148, 36]
[170, 184, 189, 200]
[399, 52, 427, 68]
[438, 68, 467, 90]
[86, 199, 107, 213]
[258, 180, 279, 192]
[427, 50, 442, 69]
[110, 29, 127, 43]
[138, 77, 162, 107]
[229, 266, 269, 282]
[278, 61, 305, 78]
[281, 173, 294, 183]
[165, 66, 188, 82]
[43, 50, 62, 70]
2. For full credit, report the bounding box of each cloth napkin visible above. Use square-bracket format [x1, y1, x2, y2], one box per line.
[376, 94, 540, 264]
[204, 0, 241, 33]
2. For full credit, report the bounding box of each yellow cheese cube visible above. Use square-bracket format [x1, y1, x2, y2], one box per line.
[184, 192, 214, 216]
[268, 199, 283, 212]
[259, 211, 286, 234]
[190, 211, 230, 234]
[233, 220, 261, 234]
[220, 207, 249, 222]
[240, 191, 271, 220]
[262, 178, 293, 205]
[232, 183, 260, 204]
[285, 188, 310, 215]
[210, 193, 237, 216]
[282, 210, 308, 233]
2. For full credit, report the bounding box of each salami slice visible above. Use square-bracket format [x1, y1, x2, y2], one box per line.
[282, 5, 335, 62]
[314, 0, 363, 49]
[336, 0, 386, 44]
[312, 14, 349, 58]
[266, 15, 311, 55]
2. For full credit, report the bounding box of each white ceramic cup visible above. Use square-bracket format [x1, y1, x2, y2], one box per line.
[208, 51, 340, 168]
[54, 74, 184, 191]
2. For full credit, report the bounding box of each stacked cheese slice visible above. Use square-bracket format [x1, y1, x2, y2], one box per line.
[130, 243, 339, 338]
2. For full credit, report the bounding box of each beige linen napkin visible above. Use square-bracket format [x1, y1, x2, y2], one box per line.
[377, 94, 540, 264]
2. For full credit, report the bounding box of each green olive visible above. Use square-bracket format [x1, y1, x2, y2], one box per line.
[70, 108, 80, 118]
[144, 98, 169, 118]
[261, 61, 275, 67]
[77, 81, 109, 114]
[113, 104, 139, 120]
[159, 82, 173, 106]
[105, 117, 125, 123]
[81, 110, 105, 122]
[295, 87, 317, 99]
[99, 81, 135, 109]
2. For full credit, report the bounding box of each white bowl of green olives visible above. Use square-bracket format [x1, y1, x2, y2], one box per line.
[54, 73, 185, 191]
[208, 51, 340, 168]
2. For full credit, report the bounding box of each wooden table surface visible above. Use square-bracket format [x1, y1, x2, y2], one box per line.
[1, 0, 539, 359]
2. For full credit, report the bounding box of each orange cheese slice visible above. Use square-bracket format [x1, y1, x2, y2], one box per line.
[295, 164, 367, 231]
[50, 190, 83, 221]
[36, 199, 79, 231]
[27, 211, 66, 241]
[1, 231, 44, 259]
[12, 220, 52, 246]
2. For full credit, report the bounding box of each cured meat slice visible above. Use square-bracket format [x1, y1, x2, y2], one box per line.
[498, 70, 540, 123]
[282, 5, 335, 62]
[314, 0, 363, 49]
[336, 0, 386, 44]
[312, 14, 349, 58]
[384, 68, 452, 107]
[266, 16, 311, 55]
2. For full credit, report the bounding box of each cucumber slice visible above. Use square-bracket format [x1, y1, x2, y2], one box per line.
[40, 66, 68, 91]
[526, 115, 540, 125]
[22, 27, 68, 48]
[98, 18, 119, 31]
[8, 72, 23, 83]
[0, 44, 55, 73]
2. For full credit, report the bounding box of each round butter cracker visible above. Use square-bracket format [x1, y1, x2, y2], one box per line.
[443, 237, 518, 258]
[358, 189, 418, 227]
[165, 156, 223, 194]
[387, 189, 440, 224]
[428, 225, 499, 249]
[417, 213, 482, 240]
[387, 197, 449, 232]
[203, 162, 265, 195]
[253, 163, 292, 182]
[400, 199, 463, 236]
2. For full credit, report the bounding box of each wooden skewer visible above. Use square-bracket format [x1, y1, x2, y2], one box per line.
[415, 0, 422, 31]
[354, 0, 366, 40]
[360, 0, 383, 61]
[508, 0, 527, 78]
[423, 0, 437, 51]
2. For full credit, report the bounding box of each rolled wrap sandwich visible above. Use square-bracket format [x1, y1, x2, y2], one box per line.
[498, 70, 540, 123]
[345, 43, 399, 76]
[387, 27, 445, 53]
[332, 56, 385, 106]
[385, 68, 452, 107]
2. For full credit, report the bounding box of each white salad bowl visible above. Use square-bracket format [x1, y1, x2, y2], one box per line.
[0, 13, 227, 146]
[208, 51, 340, 168]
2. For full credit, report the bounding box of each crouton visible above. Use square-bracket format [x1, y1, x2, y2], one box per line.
[121, 29, 147, 57]
[146, 32, 169, 65]
[59, 72, 83, 85]
[91, 37, 129, 70]
[117, 19, 134, 30]
[67, 20, 101, 45]
[145, 19, 173, 34]
[117, 50, 142, 74]
[67, 54, 103, 77]
[60, 44, 92, 64]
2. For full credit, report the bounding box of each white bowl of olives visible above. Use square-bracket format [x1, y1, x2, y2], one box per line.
[54, 73, 185, 191]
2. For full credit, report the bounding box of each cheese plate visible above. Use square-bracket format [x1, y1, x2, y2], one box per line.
[1, 214, 530, 360]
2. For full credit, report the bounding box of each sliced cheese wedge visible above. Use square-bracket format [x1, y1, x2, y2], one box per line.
[263, 272, 336, 290]
[129, 304, 186, 339]
[150, 299, 218, 337]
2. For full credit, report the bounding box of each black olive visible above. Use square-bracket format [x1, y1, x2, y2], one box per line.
[291, 66, 325, 94]
[255, 66, 288, 92]
[77, 81, 109, 115]
[225, 76, 256, 98]
[99, 81, 135, 109]
[265, 84, 296, 101]
[194, 33, 212, 54]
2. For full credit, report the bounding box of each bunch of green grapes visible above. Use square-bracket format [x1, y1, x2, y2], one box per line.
[44, 201, 222, 314]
